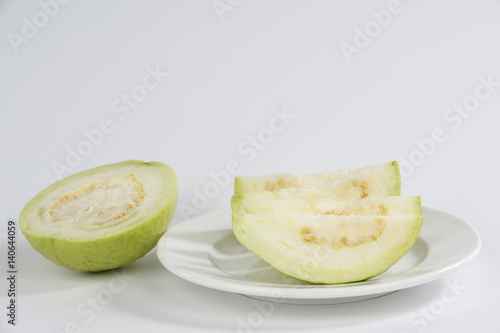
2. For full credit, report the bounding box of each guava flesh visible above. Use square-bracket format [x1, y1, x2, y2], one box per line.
[234, 161, 399, 194]
[232, 161, 401, 202]
[232, 196, 421, 215]
[232, 213, 423, 284]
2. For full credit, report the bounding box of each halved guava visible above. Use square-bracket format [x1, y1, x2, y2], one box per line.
[232, 196, 421, 215]
[19, 160, 177, 272]
[232, 161, 401, 202]
[232, 213, 423, 284]
[234, 161, 399, 194]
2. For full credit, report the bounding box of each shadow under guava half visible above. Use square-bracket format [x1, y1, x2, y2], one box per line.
[16, 232, 160, 296]
[16, 237, 118, 296]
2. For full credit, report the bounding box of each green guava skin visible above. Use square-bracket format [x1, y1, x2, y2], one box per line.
[19, 160, 178, 272]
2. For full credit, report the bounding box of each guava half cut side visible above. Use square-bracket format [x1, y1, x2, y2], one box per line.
[232, 161, 401, 202]
[232, 196, 421, 215]
[232, 213, 423, 284]
[234, 161, 399, 194]
[19, 160, 178, 272]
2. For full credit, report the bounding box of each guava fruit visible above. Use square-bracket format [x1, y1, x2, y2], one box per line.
[234, 161, 399, 194]
[232, 196, 421, 215]
[19, 160, 177, 272]
[232, 161, 401, 202]
[232, 213, 423, 284]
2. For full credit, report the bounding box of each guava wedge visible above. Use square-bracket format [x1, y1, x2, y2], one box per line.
[232, 213, 423, 284]
[232, 161, 401, 202]
[232, 196, 421, 215]
[234, 161, 399, 194]
[19, 160, 177, 272]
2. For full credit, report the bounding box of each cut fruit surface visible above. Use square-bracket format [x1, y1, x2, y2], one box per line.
[232, 213, 423, 284]
[234, 161, 399, 194]
[19, 160, 178, 272]
[232, 196, 421, 215]
[233, 161, 401, 202]
[234, 168, 352, 194]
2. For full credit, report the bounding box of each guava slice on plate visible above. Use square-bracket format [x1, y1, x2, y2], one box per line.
[232, 196, 421, 215]
[19, 160, 177, 272]
[232, 213, 423, 284]
[232, 161, 401, 202]
[234, 161, 399, 194]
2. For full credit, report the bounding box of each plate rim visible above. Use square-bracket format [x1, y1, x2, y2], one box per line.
[156, 207, 481, 300]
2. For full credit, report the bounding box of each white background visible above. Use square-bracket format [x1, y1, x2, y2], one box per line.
[1, 0, 499, 332]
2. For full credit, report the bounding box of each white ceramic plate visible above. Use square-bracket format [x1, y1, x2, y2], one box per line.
[156, 207, 481, 304]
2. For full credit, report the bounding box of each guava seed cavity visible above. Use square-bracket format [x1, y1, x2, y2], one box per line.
[49, 174, 145, 227]
[300, 219, 386, 248]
